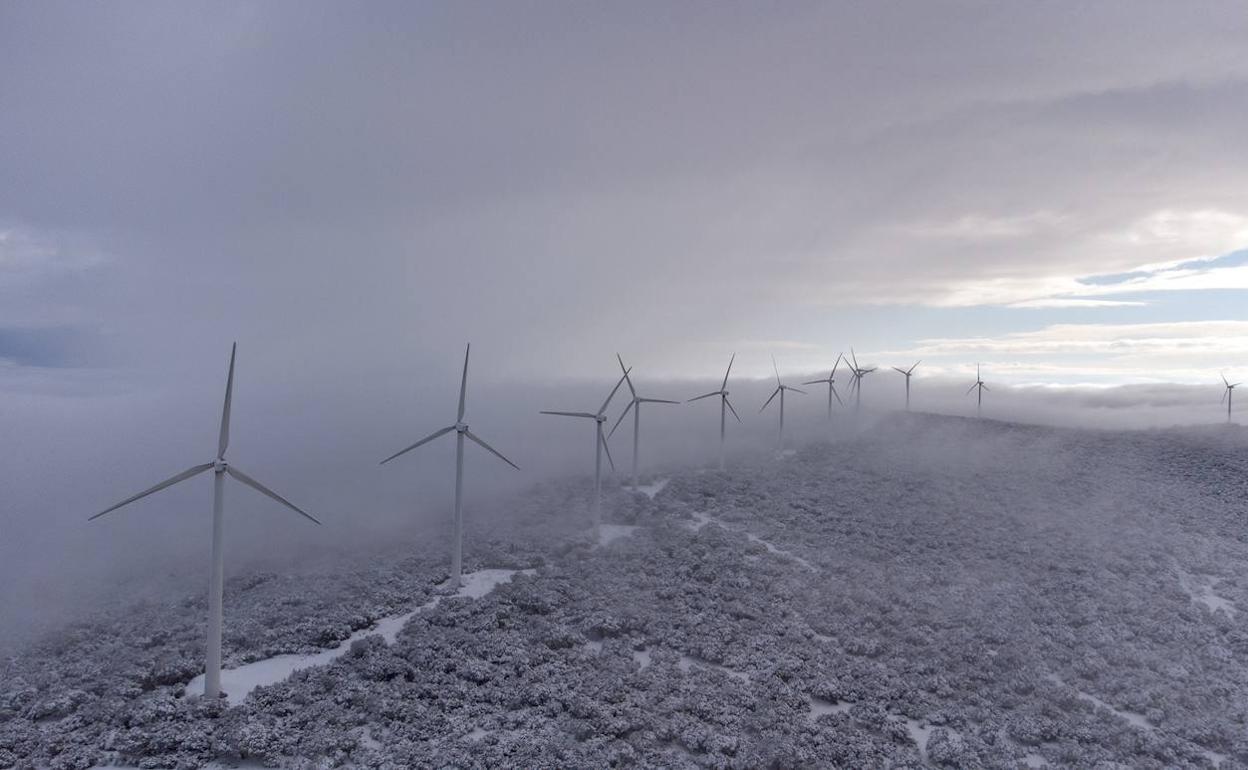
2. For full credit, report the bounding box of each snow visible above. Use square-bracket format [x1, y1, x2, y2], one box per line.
[902, 717, 934, 766]
[1046, 674, 1151, 730]
[597, 523, 639, 546]
[685, 510, 816, 571]
[677, 654, 751, 683]
[633, 478, 669, 498]
[1177, 567, 1237, 616]
[807, 696, 852, 720]
[185, 568, 534, 704]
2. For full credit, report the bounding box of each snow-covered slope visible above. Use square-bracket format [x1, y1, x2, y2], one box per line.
[4, 414, 1248, 768]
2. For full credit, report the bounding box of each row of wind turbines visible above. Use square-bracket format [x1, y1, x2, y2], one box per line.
[87, 343, 1239, 698]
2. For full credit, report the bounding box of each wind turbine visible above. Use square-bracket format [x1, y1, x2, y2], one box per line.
[803, 354, 845, 421]
[967, 363, 989, 416]
[891, 360, 921, 411]
[381, 344, 518, 590]
[540, 368, 630, 531]
[845, 348, 877, 411]
[89, 343, 321, 699]
[687, 354, 742, 470]
[760, 356, 806, 448]
[1222, 374, 1241, 424]
[610, 355, 679, 488]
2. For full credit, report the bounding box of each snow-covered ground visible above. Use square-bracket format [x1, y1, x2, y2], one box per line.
[7, 414, 1248, 769]
[183, 568, 533, 704]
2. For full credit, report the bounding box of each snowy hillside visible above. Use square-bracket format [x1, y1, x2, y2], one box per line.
[4, 414, 1248, 769]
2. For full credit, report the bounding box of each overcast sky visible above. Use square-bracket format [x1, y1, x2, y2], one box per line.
[3, 0, 1247, 390]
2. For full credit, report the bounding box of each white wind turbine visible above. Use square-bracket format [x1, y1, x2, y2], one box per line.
[968, 363, 989, 416]
[803, 354, 845, 420]
[381, 344, 518, 590]
[610, 355, 679, 488]
[1222, 374, 1241, 424]
[845, 348, 877, 411]
[540, 368, 631, 531]
[760, 356, 806, 448]
[891, 360, 920, 411]
[687, 354, 742, 470]
[89, 343, 321, 699]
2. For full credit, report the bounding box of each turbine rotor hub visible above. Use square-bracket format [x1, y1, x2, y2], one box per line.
[213, 459, 228, 473]
[596, 414, 607, 423]
[455, 422, 468, 433]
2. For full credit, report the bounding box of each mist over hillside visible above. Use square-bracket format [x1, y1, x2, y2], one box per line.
[4, 412, 1248, 768]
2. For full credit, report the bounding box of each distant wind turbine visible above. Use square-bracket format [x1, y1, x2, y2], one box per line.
[967, 363, 989, 416]
[845, 348, 877, 411]
[760, 356, 806, 448]
[89, 343, 321, 699]
[803, 354, 845, 421]
[381, 344, 518, 590]
[610, 355, 679, 488]
[1222, 374, 1241, 424]
[688, 354, 742, 470]
[540, 368, 630, 531]
[891, 360, 921, 411]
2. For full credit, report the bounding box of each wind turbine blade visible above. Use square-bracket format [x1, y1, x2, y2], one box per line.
[801, 379, 827, 386]
[465, 430, 520, 470]
[608, 399, 634, 439]
[909, 360, 921, 374]
[457, 344, 470, 422]
[599, 369, 631, 415]
[831, 353, 843, 378]
[725, 397, 742, 423]
[760, 387, 780, 413]
[226, 465, 321, 525]
[721, 353, 735, 391]
[218, 343, 236, 459]
[863, 367, 877, 374]
[687, 391, 722, 403]
[966, 383, 978, 395]
[772, 355, 781, 386]
[831, 385, 843, 406]
[850, 348, 860, 371]
[617, 354, 636, 398]
[89, 463, 215, 521]
[380, 425, 455, 465]
[599, 430, 616, 471]
[540, 410, 598, 419]
[639, 398, 679, 404]
[981, 384, 990, 392]
[1222, 388, 1228, 404]
[891, 367, 907, 375]
[789, 387, 807, 395]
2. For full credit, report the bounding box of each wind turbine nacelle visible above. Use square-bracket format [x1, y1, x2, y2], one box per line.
[596, 414, 607, 423]
[213, 460, 228, 473]
[455, 422, 469, 433]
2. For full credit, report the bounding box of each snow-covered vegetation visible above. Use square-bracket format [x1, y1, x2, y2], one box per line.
[3, 414, 1247, 768]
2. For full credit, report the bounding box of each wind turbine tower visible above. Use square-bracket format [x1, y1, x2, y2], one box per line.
[803, 354, 845, 420]
[968, 363, 989, 417]
[381, 344, 519, 590]
[688, 354, 742, 470]
[761, 356, 806, 448]
[90, 343, 321, 699]
[541, 368, 630, 531]
[610, 355, 679, 487]
[892, 361, 920, 411]
[1222, 375, 1241, 424]
[846, 349, 877, 412]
